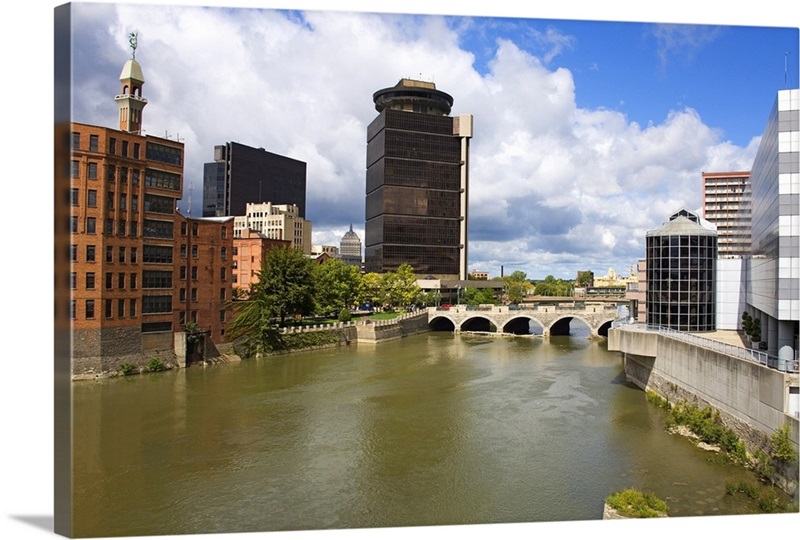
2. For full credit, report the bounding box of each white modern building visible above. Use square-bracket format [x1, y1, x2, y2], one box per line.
[745, 88, 799, 364]
[233, 202, 312, 255]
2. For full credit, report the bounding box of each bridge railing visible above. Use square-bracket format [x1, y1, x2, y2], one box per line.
[614, 322, 799, 374]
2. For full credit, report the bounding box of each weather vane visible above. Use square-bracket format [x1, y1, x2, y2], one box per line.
[129, 31, 138, 59]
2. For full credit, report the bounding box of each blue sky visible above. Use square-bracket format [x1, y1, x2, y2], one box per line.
[57, 1, 799, 281]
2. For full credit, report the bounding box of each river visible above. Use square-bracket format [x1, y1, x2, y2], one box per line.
[71, 323, 781, 537]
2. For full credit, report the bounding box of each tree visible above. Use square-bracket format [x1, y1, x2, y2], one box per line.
[463, 286, 497, 305]
[314, 258, 363, 316]
[360, 272, 383, 307]
[244, 246, 316, 327]
[381, 263, 421, 309]
[503, 271, 530, 304]
[576, 271, 593, 288]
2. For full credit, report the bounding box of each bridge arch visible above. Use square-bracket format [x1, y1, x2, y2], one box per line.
[502, 316, 546, 335]
[596, 319, 615, 337]
[429, 314, 457, 332]
[459, 314, 499, 333]
[547, 315, 593, 336]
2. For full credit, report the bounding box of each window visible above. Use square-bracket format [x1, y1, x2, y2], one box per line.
[107, 165, 116, 182]
[130, 221, 138, 237]
[220, 247, 227, 260]
[181, 222, 187, 236]
[143, 245, 173, 264]
[118, 299, 125, 318]
[180, 244, 187, 258]
[105, 219, 113, 235]
[191, 266, 197, 280]
[86, 245, 95, 262]
[131, 194, 139, 211]
[70, 300, 76, 320]
[192, 222, 198, 236]
[85, 272, 95, 289]
[71, 216, 78, 233]
[89, 134, 98, 152]
[119, 247, 125, 263]
[221, 226, 227, 239]
[106, 246, 113, 263]
[86, 217, 96, 234]
[219, 309, 226, 323]
[108, 192, 114, 210]
[179, 288, 186, 301]
[71, 161, 79, 178]
[121, 167, 128, 184]
[87, 190, 97, 207]
[132, 170, 140, 186]
[88, 162, 98, 179]
[71, 132, 80, 149]
[70, 273, 76, 289]
[191, 311, 197, 323]
[180, 266, 186, 280]
[133, 142, 140, 159]
[191, 245, 198, 258]
[191, 288, 197, 302]
[71, 188, 79, 206]
[118, 220, 126, 236]
[118, 273, 125, 289]
[105, 272, 113, 290]
[70, 244, 77, 262]
[220, 288, 226, 301]
[143, 219, 173, 239]
[146, 141, 182, 166]
[130, 273, 137, 289]
[130, 247, 137, 263]
[120, 194, 127, 210]
[129, 299, 136, 317]
[142, 270, 172, 288]
[142, 295, 172, 314]
[109, 138, 116, 155]
[105, 299, 112, 319]
[220, 267, 227, 281]
[85, 300, 95, 319]
[179, 311, 186, 325]
[122, 140, 129, 157]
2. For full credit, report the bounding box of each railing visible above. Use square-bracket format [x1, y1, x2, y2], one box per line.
[614, 322, 799, 374]
[279, 309, 428, 333]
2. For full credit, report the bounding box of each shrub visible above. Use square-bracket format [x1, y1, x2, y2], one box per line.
[338, 308, 352, 323]
[605, 489, 668, 518]
[770, 422, 798, 463]
[146, 357, 166, 372]
[119, 363, 136, 376]
[646, 391, 670, 409]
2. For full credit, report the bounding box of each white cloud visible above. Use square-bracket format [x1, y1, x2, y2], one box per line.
[70, 5, 761, 279]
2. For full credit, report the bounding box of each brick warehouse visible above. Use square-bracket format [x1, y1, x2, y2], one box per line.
[69, 44, 233, 376]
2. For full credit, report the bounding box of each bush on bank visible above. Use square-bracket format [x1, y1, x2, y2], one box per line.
[605, 489, 669, 518]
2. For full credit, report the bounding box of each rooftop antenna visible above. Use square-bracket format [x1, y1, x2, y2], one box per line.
[785, 52, 790, 89]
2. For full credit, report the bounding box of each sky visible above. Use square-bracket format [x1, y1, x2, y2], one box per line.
[1, 3, 800, 540]
[64, 1, 799, 281]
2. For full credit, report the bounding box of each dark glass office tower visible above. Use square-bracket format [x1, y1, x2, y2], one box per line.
[365, 79, 473, 278]
[646, 209, 718, 332]
[202, 141, 307, 218]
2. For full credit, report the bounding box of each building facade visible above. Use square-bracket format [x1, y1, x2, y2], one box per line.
[746, 88, 799, 363]
[174, 215, 235, 344]
[233, 202, 312, 254]
[646, 209, 718, 332]
[365, 78, 473, 279]
[70, 53, 186, 373]
[701, 171, 752, 257]
[202, 141, 307, 218]
[339, 224, 362, 267]
[232, 229, 291, 292]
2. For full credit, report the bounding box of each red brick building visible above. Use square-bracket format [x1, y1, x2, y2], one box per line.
[232, 229, 291, 293]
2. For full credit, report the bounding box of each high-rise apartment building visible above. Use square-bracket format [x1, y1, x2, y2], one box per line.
[233, 202, 312, 254]
[202, 141, 307, 218]
[745, 89, 799, 363]
[701, 171, 751, 257]
[70, 48, 186, 373]
[365, 78, 473, 279]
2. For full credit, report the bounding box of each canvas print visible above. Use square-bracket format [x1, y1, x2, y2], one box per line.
[52, 1, 799, 538]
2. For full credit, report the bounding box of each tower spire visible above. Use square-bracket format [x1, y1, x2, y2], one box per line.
[115, 31, 147, 133]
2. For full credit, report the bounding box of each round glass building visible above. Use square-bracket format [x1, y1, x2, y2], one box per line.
[645, 209, 718, 332]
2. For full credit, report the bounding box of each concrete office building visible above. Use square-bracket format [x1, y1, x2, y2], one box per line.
[202, 141, 307, 218]
[745, 89, 799, 363]
[365, 78, 473, 279]
[702, 171, 752, 257]
[233, 202, 312, 254]
[339, 224, 362, 267]
[646, 208, 718, 332]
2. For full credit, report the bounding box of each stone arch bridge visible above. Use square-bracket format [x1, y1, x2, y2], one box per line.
[427, 305, 621, 338]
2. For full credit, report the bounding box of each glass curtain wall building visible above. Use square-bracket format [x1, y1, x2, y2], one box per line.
[365, 79, 473, 279]
[646, 209, 718, 332]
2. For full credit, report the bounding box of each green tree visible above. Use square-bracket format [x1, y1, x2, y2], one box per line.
[503, 271, 529, 304]
[360, 272, 383, 307]
[463, 286, 497, 305]
[576, 271, 593, 288]
[314, 258, 363, 316]
[241, 246, 316, 327]
[381, 263, 421, 309]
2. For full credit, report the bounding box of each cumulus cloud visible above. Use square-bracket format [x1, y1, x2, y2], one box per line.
[69, 5, 760, 279]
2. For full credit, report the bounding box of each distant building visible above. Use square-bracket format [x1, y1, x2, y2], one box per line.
[701, 171, 751, 257]
[470, 269, 489, 280]
[625, 260, 647, 323]
[233, 202, 312, 254]
[339, 224, 362, 268]
[311, 245, 340, 258]
[576, 270, 594, 287]
[365, 78, 473, 279]
[646, 208, 718, 332]
[232, 229, 291, 291]
[202, 141, 307, 218]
